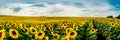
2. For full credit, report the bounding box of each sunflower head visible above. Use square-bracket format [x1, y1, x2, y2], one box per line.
[48, 23, 54, 27]
[30, 27, 37, 34]
[58, 26, 63, 30]
[0, 29, 6, 39]
[23, 28, 29, 35]
[35, 31, 45, 39]
[41, 27, 46, 31]
[66, 28, 71, 34]
[9, 29, 19, 39]
[79, 23, 84, 27]
[43, 36, 49, 40]
[66, 28, 74, 34]
[48, 27, 53, 31]
[73, 27, 78, 31]
[110, 22, 117, 27]
[12, 23, 17, 27]
[53, 33, 60, 40]
[68, 31, 77, 39]
[64, 21, 71, 24]
[90, 28, 98, 33]
[6, 23, 11, 28]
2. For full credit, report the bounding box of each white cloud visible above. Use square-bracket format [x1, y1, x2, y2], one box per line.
[0, 1, 119, 17]
[0, 8, 15, 15]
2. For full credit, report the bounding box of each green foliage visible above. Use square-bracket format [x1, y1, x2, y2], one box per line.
[116, 14, 120, 19]
[106, 16, 113, 18]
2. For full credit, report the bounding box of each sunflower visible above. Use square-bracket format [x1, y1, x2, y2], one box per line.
[66, 28, 74, 35]
[0, 29, 6, 40]
[114, 23, 118, 27]
[35, 31, 45, 39]
[9, 29, 19, 39]
[43, 36, 49, 40]
[110, 22, 116, 27]
[63, 23, 67, 26]
[41, 26, 46, 31]
[48, 23, 54, 27]
[52, 33, 60, 40]
[39, 23, 44, 27]
[64, 21, 70, 24]
[79, 22, 85, 27]
[72, 25, 78, 31]
[58, 24, 65, 30]
[48, 27, 53, 31]
[66, 28, 71, 34]
[47, 24, 52, 28]
[23, 28, 29, 35]
[73, 27, 78, 31]
[68, 31, 77, 39]
[6, 23, 11, 28]
[90, 28, 98, 33]
[61, 36, 69, 40]
[12, 23, 17, 27]
[30, 27, 37, 34]
[58, 26, 63, 30]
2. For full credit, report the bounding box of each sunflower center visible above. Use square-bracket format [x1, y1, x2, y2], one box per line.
[70, 32, 75, 36]
[7, 25, 10, 27]
[112, 23, 114, 25]
[42, 28, 44, 31]
[54, 35, 58, 39]
[25, 29, 27, 32]
[38, 33, 42, 36]
[8, 25, 9, 26]
[74, 29, 76, 30]
[12, 31, 17, 35]
[50, 27, 52, 29]
[43, 37, 46, 40]
[67, 29, 70, 33]
[32, 29, 36, 32]
[0, 32, 2, 37]
[49, 27, 53, 30]
[12, 24, 15, 26]
[92, 30, 94, 32]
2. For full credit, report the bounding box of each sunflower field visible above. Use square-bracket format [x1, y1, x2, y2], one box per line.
[0, 17, 120, 40]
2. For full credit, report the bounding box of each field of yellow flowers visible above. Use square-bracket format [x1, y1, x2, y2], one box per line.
[0, 16, 120, 40]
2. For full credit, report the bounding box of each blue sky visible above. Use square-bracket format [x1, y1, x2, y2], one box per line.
[0, 0, 120, 17]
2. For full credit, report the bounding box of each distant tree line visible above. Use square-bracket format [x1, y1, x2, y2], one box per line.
[106, 14, 120, 19]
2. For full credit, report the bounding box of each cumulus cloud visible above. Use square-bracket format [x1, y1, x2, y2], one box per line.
[0, 1, 120, 17]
